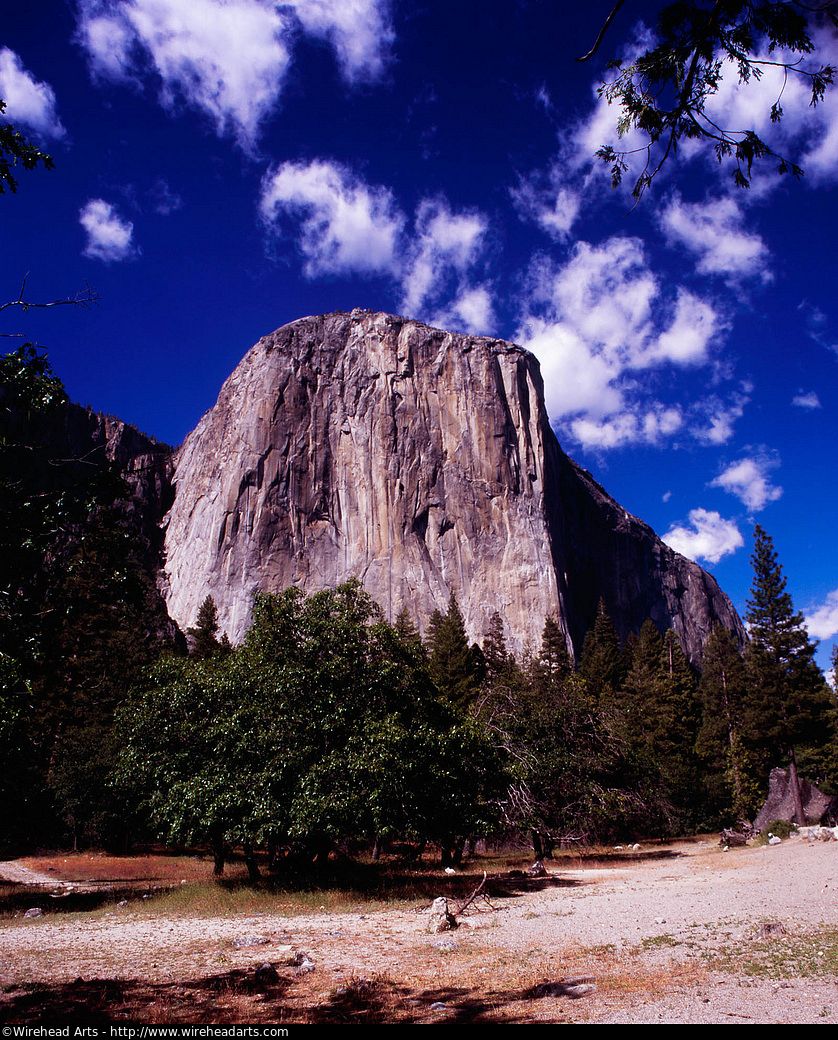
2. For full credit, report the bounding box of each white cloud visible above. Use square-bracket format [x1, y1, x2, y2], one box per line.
[518, 236, 724, 449]
[260, 159, 403, 277]
[663, 508, 744, 564]
[433, 285, 495, 336]
[401, 198, 488, 315]
[710, 453, 783, 512]
[0, 48, 65, 139]
[79, 198, 136, 262]
[806, 589, 838, 641]
[512, 174, 581, 242]
[691, 389, 750, 446]
[792, 391, 821, 410]
[288, 0, 394, 83]
[799, 300, 838, 356]
[75, 0, 394, 150]
[658, 194, 770, 282]
[260, 160, 493, 327]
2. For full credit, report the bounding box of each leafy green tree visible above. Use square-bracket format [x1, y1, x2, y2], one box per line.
[116, 581, 502, 875]
[743, 525, 836, 819]
[0, 99, 54, 194]
[585, 0, 837, 197]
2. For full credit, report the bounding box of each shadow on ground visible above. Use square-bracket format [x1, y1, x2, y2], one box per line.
[0, 969, 599, 1025]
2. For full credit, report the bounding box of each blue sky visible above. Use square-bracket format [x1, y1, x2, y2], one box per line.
[1, 1, 836, 672]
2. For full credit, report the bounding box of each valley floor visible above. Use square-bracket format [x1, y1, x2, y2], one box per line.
[1, 838, 836, 1024]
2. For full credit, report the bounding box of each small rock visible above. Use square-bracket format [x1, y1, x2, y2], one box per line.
[233, 935, 270, 949]
[23, 908, 43, 919]
[434, 938, 458, 951]
[531, 977, 597, 999]
[768, 835, 782, 846]
[253, 962, 279, 986]
[527, 860, 548, 877]
[654, 917, 667, 925]
[631, 843, 641, 851]
[758, 921, 787, 939]
[296, 958, 316, 974]
[430, 1002, 447, 1011]
[117, 900, 128, 908]
[443, 867, 457, 875]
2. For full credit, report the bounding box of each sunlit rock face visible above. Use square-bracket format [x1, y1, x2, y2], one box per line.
[161, 310, 744, 660]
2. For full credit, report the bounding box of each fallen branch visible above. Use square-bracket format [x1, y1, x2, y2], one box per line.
[453, 870, 487, 916]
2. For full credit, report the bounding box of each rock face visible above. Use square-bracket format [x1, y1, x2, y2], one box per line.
[161, 310, 744, 661]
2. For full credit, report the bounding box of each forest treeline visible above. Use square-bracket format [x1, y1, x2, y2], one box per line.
[2, 346, 837, 864]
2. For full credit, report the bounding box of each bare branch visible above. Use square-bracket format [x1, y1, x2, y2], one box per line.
[577, 0, 628, 62]
[0, 282, 98, 315]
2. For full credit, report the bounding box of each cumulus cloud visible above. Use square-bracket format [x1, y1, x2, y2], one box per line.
[260, 159, 403, 277]
[0, 48, 65, 139]
[433, 285, 495, 336]
[401, 198, 488, 315]
[805, 589, 838, 640]
[79, 198, 136, 261]
[658, 195, 771, 282]
[517, 236, 723, 449]
[75, 0, 394, 150]
[260, 159, 493, 329]
[663, 508, 744, 564]
[289, 0, 394, 83]
[792, 391, 821, 410]
[710, 453, 783, 511]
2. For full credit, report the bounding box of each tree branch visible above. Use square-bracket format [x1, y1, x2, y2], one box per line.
[577, 0, 628, 62]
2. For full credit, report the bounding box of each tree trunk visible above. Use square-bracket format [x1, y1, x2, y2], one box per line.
[788, 750, 806, 825]
[531, 829, 544, 860]
[371, 836, 382, 862]
[211, 829, 226, 877]
[243, 843, 261, 882]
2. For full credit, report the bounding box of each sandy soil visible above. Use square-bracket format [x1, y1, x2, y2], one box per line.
[1, 838, 836, 1023]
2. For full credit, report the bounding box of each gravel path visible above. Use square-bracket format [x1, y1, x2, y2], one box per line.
[2, 838, 836, 1023]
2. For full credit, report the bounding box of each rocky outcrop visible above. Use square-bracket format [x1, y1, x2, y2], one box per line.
[753, 767, 838, 830]
[161, 310, 744, 660]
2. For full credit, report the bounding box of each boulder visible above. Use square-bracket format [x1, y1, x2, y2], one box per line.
[427, 896, 458, 933]
[753, 767, 838, 832]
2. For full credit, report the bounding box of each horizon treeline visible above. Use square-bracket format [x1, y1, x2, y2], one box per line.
[2, 346, 837, 863]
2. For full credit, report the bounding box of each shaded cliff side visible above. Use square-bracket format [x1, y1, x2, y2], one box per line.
[161, 310, 744, 661]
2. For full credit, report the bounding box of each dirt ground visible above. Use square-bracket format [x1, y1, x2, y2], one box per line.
[1, 837, 836, 1024]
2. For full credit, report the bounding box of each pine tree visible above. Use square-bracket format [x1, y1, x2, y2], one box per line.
[188, 596, 222, 660]
[579, 599, 622, 701]
[696, 625, 759, 822]
[426, 594, 483, 706]
[744, 525, 835, 822]
[529, 615, 572, 705]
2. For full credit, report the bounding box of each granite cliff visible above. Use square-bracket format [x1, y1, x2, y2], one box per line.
[160, 310, 744, 661]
